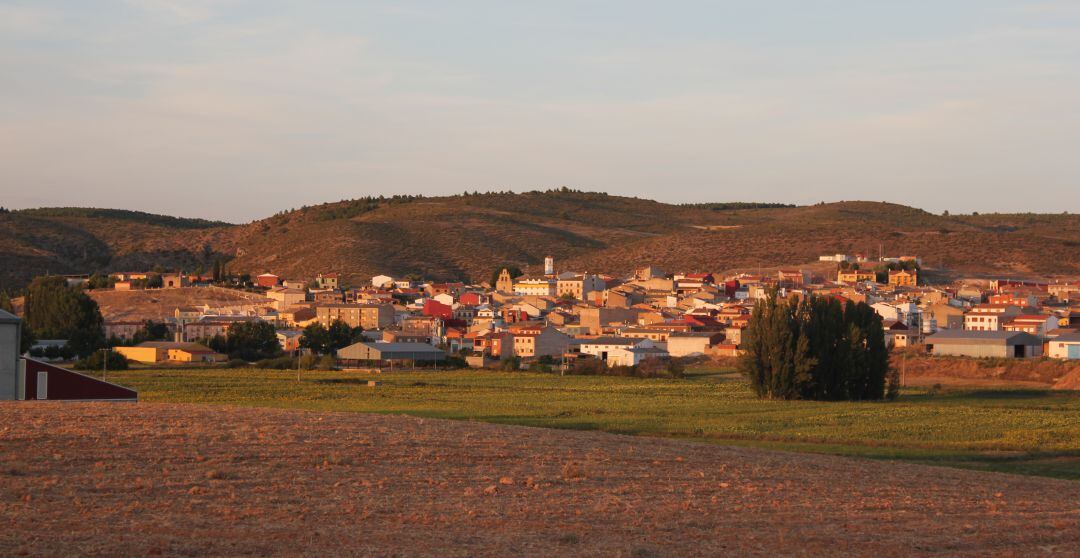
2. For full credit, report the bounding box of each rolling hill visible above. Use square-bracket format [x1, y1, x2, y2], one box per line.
[1, 192, 1077, 291]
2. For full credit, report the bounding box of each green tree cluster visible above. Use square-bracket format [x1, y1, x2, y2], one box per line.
[299, 320, 364, 355]
[85, 274, 115, 290]
[209, 321, 280, 361]
[874, 260, 920, 283]
[23, 276, 105, 357]
[74, 349, 129, 371]
[740, 290, 890, 401]
[116, 320, 170, 346]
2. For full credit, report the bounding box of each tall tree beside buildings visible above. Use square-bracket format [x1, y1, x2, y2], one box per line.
[300, 320, 363, 355]
[299, 323, 330, 354]
[22, 276, 105, 357]
[740, 289, 890, 401]
[212, 259, 226, 282]
[223, 321, 280, 361]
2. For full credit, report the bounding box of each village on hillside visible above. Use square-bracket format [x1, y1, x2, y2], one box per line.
[18, 252, 1080, 371]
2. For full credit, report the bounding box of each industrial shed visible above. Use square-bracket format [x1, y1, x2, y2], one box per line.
[337, 342, 446, 368]
[0, 309, 137, 401]
[926, 330, 1043, 358]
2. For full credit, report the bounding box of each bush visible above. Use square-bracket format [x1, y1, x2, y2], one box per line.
[527, 362, 552, 373]
[254, 356, 297, 370]
[74, 350, 129, 371]
[298, 353, 319, 370]
[568, 356, 685, 379]
[444, 355, 467, 369]
[294, 354, 336, 370]
[636, 357, 685, 378]
[226, 358, 249, 369]
[568, 358, 603, 375]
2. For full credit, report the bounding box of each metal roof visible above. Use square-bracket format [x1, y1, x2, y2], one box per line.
[926, 330, 1041, 345]
[0, 309, 20, 324]
[337, 341, 446, 361]
[1052, 332, 1080, 343]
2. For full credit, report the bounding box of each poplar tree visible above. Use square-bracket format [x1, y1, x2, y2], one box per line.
[739, 289, 890, 401]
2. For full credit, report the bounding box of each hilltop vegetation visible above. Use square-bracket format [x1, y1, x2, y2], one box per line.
[1, 191, 1077, 291]
[15, 207, 230, 229]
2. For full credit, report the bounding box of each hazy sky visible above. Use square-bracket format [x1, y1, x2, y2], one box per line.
[2, 1, 1078, 222]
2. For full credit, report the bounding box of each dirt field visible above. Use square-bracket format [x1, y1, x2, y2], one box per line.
[1, 403, 1077, 557]
[892, 352, 1080, 389]
[89, 287, 272, 321]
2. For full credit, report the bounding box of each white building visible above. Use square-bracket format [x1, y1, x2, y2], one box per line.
[964, 304, 1022, 332]
[607, 346, 669, 367]
[577, 337, 652, 363]
[513, 276, 557, 297]
[1047, 332, 1080, 359]
[871, 302, 921, 330]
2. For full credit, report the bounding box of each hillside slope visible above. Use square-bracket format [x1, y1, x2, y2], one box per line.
[1, 193, 1077, 290]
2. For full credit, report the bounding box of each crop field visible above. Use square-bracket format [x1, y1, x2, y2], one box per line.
[4, 402, 1078, 556]
[102, 367, 1080, 479]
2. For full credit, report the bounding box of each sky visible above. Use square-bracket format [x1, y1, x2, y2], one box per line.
[1, 1, 1078, 222]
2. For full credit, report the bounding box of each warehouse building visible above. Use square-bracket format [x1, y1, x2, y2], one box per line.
[1, 309, 137, 401]
[926, 330, 1043, 358]
[337, 341, 445, 368]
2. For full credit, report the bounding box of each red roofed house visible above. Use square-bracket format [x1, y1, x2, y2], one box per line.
[459, 292, 486, 306]
[423, 299, 454, 321]
[256, 273, 280, 288]
[777, 270, 809, 287]
[1003, 315, 1058, 337]
[316, 273, 339, 290]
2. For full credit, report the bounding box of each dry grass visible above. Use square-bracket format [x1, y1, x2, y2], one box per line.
[892, 353, 1080, 387]
[89, 287, 272, 321]
[1, 402, 1078, 557]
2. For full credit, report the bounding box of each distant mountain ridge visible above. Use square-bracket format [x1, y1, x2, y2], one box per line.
[1, 191, 1077, 291]
[15, 207, 231, 229]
